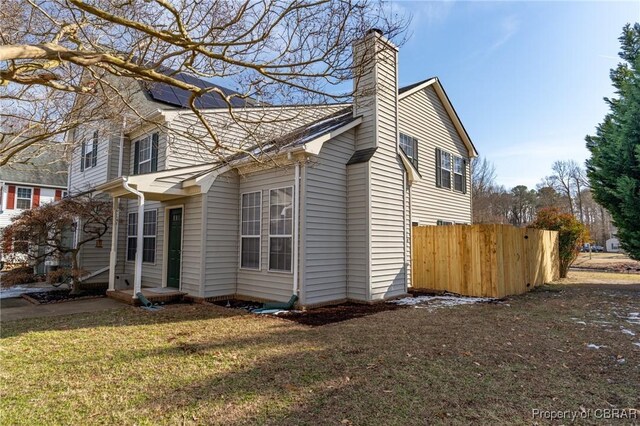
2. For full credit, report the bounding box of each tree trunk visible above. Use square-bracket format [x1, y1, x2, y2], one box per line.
[69, 249, 84, 295]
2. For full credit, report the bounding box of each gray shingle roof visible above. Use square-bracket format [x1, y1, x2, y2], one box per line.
[0, 144, 68, 187]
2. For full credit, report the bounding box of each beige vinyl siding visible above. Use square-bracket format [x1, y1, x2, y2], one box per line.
[346, 161, 369, 300]
[368, 46, 407, 300]
[237, 167, 294, 302]
[107, 134, 122, 180]
[78, 224, 111, 283]
[165, 105, 346, 169]
[68, 128, 114, 194]
[179, 195, 204, 295]
[302, 130, 355, 305]
[123, 200, 164, 288]
[399, 86, 472, 224]
[203, 170, 239, 298]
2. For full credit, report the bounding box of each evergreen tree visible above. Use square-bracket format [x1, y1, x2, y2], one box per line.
[586, 23, 640, 260]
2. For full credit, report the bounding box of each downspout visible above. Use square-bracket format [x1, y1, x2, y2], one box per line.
[122, 177, 144, 299]
[293, 161, 300, 296]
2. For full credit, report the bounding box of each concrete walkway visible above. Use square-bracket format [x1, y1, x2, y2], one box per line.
[1, 297, 124, 322]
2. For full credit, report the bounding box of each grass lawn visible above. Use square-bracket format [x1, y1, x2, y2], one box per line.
[2, 276, 639, 425]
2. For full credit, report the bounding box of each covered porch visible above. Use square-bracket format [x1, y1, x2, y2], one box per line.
[95, 163, 229, 301]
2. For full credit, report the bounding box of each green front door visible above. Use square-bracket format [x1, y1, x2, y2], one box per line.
[167, 208, 183, 289]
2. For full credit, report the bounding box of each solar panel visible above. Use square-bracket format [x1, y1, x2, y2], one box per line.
[145, 69, 249, 109]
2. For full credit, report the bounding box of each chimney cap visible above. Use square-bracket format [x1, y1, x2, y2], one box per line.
[367, 28, 383, 37]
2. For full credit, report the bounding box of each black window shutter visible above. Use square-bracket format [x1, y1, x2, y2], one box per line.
[462, 159, 468, 194]
[151, 133, 159, 172]
[92, 131, 98, 167]
[435, 148, 442, 187]
[133, 140, 140, 175]
[80, 141, 85, 172]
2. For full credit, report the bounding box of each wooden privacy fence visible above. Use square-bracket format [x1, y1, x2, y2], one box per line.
[412, 224, 560, 298]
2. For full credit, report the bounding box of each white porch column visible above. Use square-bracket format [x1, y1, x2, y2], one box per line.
[133, 195, 145, 299]
[108, 197, 120, 291]
[122, 178, 145, 299]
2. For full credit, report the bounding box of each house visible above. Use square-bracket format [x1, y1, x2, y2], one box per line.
[0, 145, 68, 268]
[68, 30, 478, 307]
[606, 227, 621, 253]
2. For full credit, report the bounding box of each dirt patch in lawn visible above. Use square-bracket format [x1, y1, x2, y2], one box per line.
[22, 288, 106, 304]
[573, 252, 640, 274]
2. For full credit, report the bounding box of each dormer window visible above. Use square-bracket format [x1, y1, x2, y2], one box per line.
[133, 133, 159, 175]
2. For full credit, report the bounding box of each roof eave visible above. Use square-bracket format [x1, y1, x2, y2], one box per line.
[399, 78, 478, 158]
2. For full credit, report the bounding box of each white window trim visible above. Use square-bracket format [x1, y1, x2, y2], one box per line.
[239, 191, 262, 271]
[453, 155, 464, 193]
[16, 186, 33, 210]
[400, 133, 418, 164]
[82, 132, 97, 170]
[136, 136, 153, 174]
[126, 209, 157, 265]
[268, 186, 294, 274]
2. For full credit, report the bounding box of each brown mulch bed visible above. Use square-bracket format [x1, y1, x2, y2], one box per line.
[213, 299, 408, 326]
[22, 288, 107, 305]
[278, 302, 407, 326]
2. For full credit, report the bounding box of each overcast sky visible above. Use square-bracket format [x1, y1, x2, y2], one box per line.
[393, 1, 640, 189]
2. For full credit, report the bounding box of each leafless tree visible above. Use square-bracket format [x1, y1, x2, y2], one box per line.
[546, 160, 579, 215]
[1, 195, 112, 294]
[1, 0, 408, 166]
[569, 163, 589, 223]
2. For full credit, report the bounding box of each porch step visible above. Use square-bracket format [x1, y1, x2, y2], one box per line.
[107, 288, 186, 306]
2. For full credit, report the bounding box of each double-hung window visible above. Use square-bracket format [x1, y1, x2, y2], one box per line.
[453, 156, 464, 192]
[240, 191, 262, 269]
[133, 133, 159, 175]
[126, 210, 157, 263]
[269, 187, 293, 272]
[436, 148, 467, 193]
[440, 151, 452, 189]
[400, 133, 419, 169]
[240, 192, 261, 269]
[81, 131, 98, 171]
[16, 187, 32, 210]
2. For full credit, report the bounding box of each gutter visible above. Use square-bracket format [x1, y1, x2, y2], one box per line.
[122, 177, 144, 300]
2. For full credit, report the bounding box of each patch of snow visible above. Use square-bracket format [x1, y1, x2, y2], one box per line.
[621, 328, 636, 336]
[0, 286, 50, 299]
[586, 344, 607, 349]
[633, 342, 640, 348]
[575, 321, 587, 325]
[389, 295, 494, 309]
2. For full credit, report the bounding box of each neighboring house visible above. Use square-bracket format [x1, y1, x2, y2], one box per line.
[68, 30, 478, 307]
[606, 226, 621, 253]
[0, 146, 68, 267]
